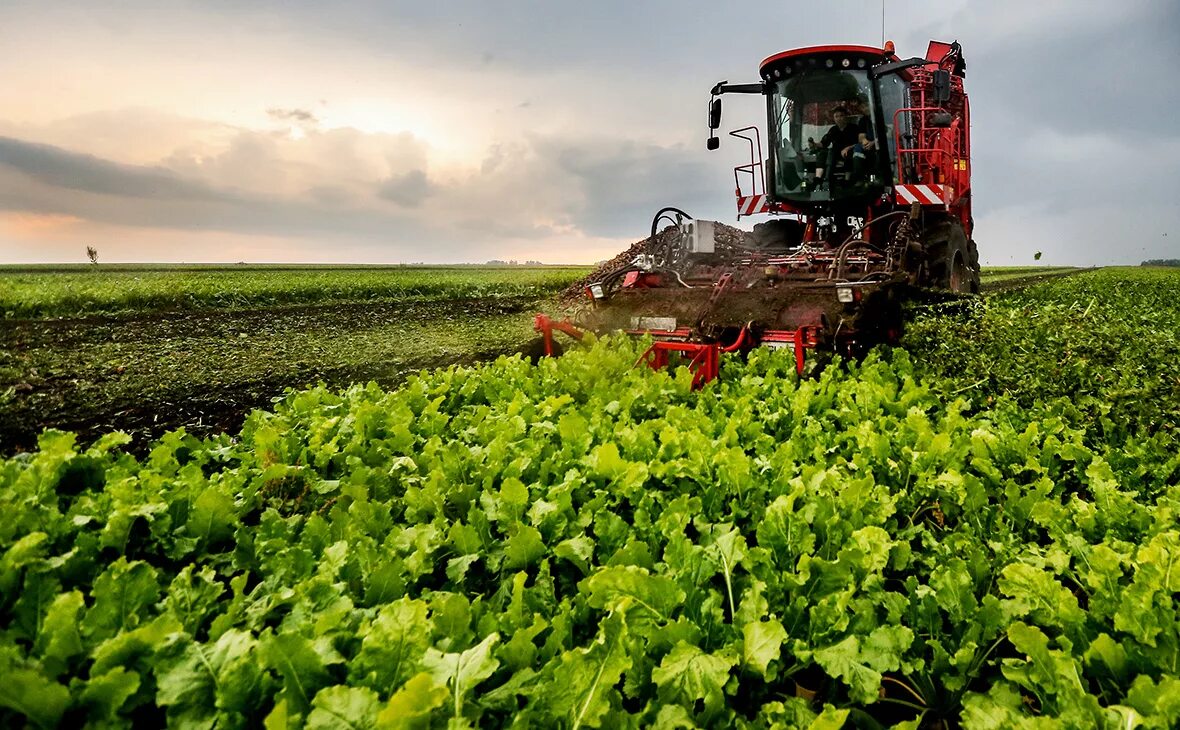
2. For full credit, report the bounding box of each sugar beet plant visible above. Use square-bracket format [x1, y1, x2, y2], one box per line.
[904, 267, 1180, 447]
[2, 269, 1180, 728]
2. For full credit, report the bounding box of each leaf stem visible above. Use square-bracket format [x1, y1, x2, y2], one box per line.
[453, 652, 462, 722]
[719, 553, 736, 623]
[876, 696, 929, 713]
[572, 618, 617, 730]
[950, 378, 988, 395]
[967, 634, 1007, 678]
[881, 675, 926, 705]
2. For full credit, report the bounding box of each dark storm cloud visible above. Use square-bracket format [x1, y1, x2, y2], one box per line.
[880, 0, 1180, 262]
[168, 0, 1180, 138]
[0, 125, 736, 260]
[540, 138, 721, 238]
[958, 2, 1180, 138]
[0, 135, 230, 202]
[376, 169, 433, 207]
[175, 0, 1180, 261]
[42, 0, 752, 76]
[266, 108, 319, 124]
[931, 2, 1180, 220]
[197, 0, 665, 70]
[0, 130, 719, 253]
[0, 136, 430, 241]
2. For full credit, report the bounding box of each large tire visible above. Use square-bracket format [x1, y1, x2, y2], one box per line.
[965, 237, 981, 294]
[922, 221, 979, 293]
[746, 219, 804, 251]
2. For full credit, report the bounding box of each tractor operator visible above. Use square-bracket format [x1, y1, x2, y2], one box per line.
[811, 98, 875, 188]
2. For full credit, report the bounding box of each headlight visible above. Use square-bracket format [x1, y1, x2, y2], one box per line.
[836, 286, 854, 303]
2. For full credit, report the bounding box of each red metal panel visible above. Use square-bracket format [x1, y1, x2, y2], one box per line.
[736, 194, 770, 216]
[759, 45, 887, 72]
[925, 41, 956, 65]
[894, 184, 948, 206]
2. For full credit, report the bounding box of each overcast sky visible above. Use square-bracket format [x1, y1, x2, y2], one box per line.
[1, 0, 1177, 265]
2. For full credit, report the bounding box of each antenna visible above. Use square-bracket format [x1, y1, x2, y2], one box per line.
[881, 0, 886, 47]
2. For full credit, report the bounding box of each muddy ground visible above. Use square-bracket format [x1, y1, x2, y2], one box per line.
[0, 296, 545, 455]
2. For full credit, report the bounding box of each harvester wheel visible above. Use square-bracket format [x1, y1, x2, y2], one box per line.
[966, 237, 981, 294]
[747, 219, 804, 251]
[523, 336, 564, 363]
[922, 221, 980, 293]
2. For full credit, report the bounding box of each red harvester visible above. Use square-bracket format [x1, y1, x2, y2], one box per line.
[537, 40, 976, 386]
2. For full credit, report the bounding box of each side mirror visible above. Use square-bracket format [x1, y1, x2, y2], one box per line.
[706, 136, 720, 150]
[708, 98, 722, 130]
[932, 69, 951, 102]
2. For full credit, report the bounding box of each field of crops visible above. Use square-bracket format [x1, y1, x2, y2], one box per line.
[0, 265, 593, 452]
[976, 267, 1082, 284]
[0, 266, 589, 319]
[2, 268, 1178, 728]
[977, 267, 1068, 277]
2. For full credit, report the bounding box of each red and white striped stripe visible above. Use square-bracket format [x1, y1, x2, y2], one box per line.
[736, 194, 770, 216]
[894, 184, 949, 206]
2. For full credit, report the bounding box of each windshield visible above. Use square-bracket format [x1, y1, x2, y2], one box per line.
[875, 72, 910, 182]
[769, 68, 885, 202]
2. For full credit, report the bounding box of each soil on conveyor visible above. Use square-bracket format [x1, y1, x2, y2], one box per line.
[557, 222, 751, 305]
[557, 222, 1092, 306]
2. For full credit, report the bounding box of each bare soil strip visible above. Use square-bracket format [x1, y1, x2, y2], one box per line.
[0, 297, 542, 454]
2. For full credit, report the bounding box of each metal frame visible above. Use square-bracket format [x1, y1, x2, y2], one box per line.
[533, 315, 584, 356]
[730, 126, 765, 201]
[892, 106, 960, 187]
[536, 316, 819, 389]
[634, 341, 721, 390]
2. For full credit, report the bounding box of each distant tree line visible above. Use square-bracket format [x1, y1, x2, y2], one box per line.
[1141, 259, 1180, 267]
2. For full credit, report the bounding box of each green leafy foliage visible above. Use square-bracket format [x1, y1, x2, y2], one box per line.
[0, 265, 590, 319]
[1, 268, 1178, 727]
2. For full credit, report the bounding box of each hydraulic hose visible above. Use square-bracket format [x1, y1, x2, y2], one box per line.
[831, 211, 913, 279]
[649, 207, 694, 269]
[838, 211, 909, 249]
[834, 239, 885, 281]
[650, 207, 693, 243]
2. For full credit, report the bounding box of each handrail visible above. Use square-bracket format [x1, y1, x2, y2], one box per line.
[729, 126, 764, 198]
[891, 106, 962, 186]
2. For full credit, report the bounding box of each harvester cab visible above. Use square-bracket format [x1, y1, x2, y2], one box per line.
[537, 40, 978, 386]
